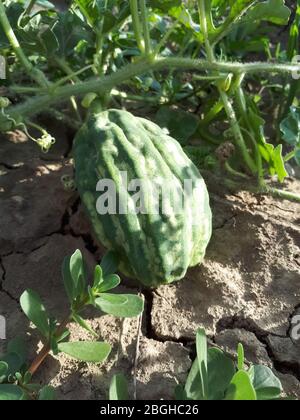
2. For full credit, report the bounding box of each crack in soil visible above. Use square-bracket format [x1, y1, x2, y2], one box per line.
[0, 257, 19, 304]
[125, 284, 300, 385]
[288, 303, 300, 340]
[210, 192, 300, 231]
[142, 288, 196, 360]
[0, 257, 5, 287]
[0, 240, 51, 259]
[2, 187, 300, 396]
[213, 214, 238, 230]
[216, 314, 300, 382]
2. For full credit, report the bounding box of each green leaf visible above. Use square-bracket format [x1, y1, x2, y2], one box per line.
[98, 293, 128, 305]
[39, 385, 56, 400]
[195, 328, 208, 400]
[56, 328, 70, 346]
[74, 0, 120, 33]
[155, 107, 199, 144]
[88, 285, 96, 306]
[295, 149, 300, 166]
[204, 0, 217, 34]
[1, 353, 23, 378]
[225, 371, 257, 400]
[211, 0, 256, 43]
[169, 5, 200, 34]
[0, 384, 23, 401]
[62, 257, 76, 303]
[7, 337, 27, 365]
[250, 365, 282, 400]
[20, 290, 50, 338]
[280, 107, 300, 147]
[17, 12, 59, 57]
[22, 371, 32, 385]
[97, 274, 121, 293]
[229, 0, 255, 20]
[248, 108, 288, 181]
[184, 359, 203, 400]
[0, 338, 26, 383]
[73, 0, 101, 26]
[185, 345, 235, 400]
[272, 144, 288, 182]
[70, 249, 86, 291]
[207, 348, 236, 400]
[50, 335, 59, 356]
[93, 265, 103, 288]
[109, 374, 129, 400]
[36, 1, 55, 8]
[72, 313, 98, 337]
[237, 343, 245, 371]
[100, 251, 119, 277]
[53, 11, 93, 59]
[246, 0, 291, 25]
[58, 341, 111, 363]
[62, 249, 86, 303]
[174, 384, 188, 400]
[0, 3, 23, 48]
[95, 294, 144, 318]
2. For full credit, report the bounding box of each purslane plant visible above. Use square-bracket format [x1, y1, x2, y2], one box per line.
[0, 249, 144, 400]
[109, 329, 283, 401]
[176, 329, 283, 401]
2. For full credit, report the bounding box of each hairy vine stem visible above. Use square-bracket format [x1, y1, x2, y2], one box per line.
[3, 57, 300, 125]
[139, 0, 152, 56]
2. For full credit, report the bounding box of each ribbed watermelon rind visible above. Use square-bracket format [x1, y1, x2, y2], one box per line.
[73, 109, 212, 287]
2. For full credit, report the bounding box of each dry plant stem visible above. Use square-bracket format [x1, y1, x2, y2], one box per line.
[116, 319, 126, 367]
[28, 317, 70, 376]
[133, 291, 144, 401]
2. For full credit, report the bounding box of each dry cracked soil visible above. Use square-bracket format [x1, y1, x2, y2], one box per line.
[0, 127, 300, 400]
